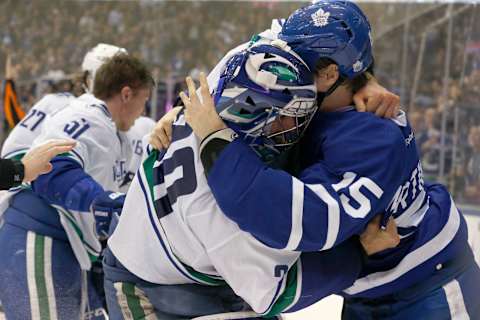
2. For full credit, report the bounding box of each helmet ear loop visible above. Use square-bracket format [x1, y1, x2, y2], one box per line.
[317, 75, 346, 107]
[325, 75, 345, 96]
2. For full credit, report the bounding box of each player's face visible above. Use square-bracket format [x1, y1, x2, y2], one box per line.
[265, 115, 297, 144]
[119, 87, 150, 131]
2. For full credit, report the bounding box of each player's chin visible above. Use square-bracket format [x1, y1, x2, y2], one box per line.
[119, 121, 134, 132]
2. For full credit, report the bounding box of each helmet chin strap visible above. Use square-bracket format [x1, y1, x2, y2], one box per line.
[316, 76, 345, 107]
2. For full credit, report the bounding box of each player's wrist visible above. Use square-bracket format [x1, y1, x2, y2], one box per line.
[11, 158, 25, 186]
[200, 127, 237, 148]
[199, 128, 238, 176]
[196, 121, 227, 141]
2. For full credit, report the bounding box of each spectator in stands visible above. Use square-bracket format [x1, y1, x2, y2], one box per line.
[420, 108, 441, 180]
[465, 126, 480, 203]
[409, 110, 428, 155]
[0, 0, 478, 196]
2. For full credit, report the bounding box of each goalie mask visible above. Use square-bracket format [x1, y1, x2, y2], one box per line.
[214, 42, 317, 162]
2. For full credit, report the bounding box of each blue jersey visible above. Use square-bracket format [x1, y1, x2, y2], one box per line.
[207, 108, 469, 298]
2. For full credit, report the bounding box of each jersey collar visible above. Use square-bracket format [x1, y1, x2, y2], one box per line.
[78, 93, 111, 119]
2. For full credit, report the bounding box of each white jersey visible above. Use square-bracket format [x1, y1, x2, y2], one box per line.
[33, 93, 131, 269]
[119, 116, 156, 192]
[110, 21, 300, 314]
[1, 93, 75, 159]
[109, 115, 300, 315]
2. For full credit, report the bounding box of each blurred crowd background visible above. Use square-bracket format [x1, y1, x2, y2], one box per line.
[1, 0, 480, 206]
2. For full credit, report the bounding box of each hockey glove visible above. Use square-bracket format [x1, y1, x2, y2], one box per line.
[91, 191, 126, 239]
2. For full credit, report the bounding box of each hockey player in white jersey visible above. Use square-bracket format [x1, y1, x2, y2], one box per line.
[1, 44, 155, 196]
[1, 93, 75, 160]
[83, 45, 155, 193]
[104, 36, 401, 319]
[1, 43, 128, 161]
[180, 2, 480, 319]
[0, 43, 130, 318]
[0, 53, 153, 320]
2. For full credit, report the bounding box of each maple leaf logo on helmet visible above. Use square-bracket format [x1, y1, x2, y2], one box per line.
[279, 1, 374, 79]
[311, 8, 330, 27]
[353, 60, 364, 73]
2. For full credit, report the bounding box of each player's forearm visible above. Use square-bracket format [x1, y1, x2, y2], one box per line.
[206, 137, 333, 251]
[32, 157, 104, 211]
[203, 136, 363, 252]
[204, 135, 392, 252]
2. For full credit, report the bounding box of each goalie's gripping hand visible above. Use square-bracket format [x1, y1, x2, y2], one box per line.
[91, 191, 126, 239]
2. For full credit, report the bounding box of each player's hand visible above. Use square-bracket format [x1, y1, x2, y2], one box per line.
[360, 215, 400, 256]
[22, 139, 76, 183]
[180, 73, 227, 141]
[353, 77, 400, 119]
[149, 106, 182, 150]
[91, 191, 126, 240]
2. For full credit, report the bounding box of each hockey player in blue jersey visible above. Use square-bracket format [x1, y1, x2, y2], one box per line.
[0, 54, 153, 320]
[179, 1, 480, 319]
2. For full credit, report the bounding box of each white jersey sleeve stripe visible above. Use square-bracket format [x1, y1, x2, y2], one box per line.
[285, 178, 304, 251]
[306, 183, 340, 250]
[395, 190, 426, 227]
[26, 232, 40, 320]
[344, 197, 461, 295]
[44, 237, 58, 320]
[68, 150, 85, 168]
[443, 279, 470, 320]
[2, 147, 29, 159]
[398, 201, 429, 229]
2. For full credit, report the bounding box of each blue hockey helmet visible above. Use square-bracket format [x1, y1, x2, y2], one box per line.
[214, 41, 318, 162]
[279, 0, 373, 79]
